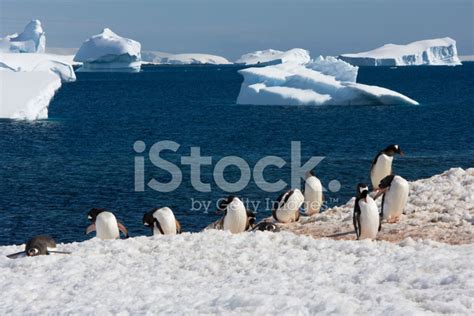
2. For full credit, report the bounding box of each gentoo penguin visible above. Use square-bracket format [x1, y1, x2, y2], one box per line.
[272, 189, 304, 223]
[86, 208, 129, 240]
[252, 221, 280, 232]
[210, 196, 255, 233]
[303, 170, 324, 216]
[353, 184, 380, 240]
[143, 207, 182, 235]
[374, 175, 409, 223]
[370, 144, 404, 189]
[6, 235, 71, 259]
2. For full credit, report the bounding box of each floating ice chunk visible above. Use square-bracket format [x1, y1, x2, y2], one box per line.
[308, 56, 358, 82]
[142, 51, 231, 65]
[235, 48, 310, 65]
[339, 38, 461, 66]
[74, 28, 141, 72]
[0, 20, 45, 53]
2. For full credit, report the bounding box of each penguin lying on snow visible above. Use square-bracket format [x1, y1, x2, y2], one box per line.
[143, 207, 182, 235]
[86, 208, 129, 240]
[370, 144, 404, 189]
[207, 196, 256, 233]
[272, 189, 304, 223]
[251, 221, 280, 232]
[374, 175, 409, 223]
[303, 170, 324, 216]
[6, 235, 71, 259]
[353, 184, 380, 240]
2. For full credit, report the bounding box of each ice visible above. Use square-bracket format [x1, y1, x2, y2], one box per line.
[235, 48, 310, 66]
[237, 61, 419, 106]
[74, 28, 141, 72]
[0, 53, 76, 120]
[142, 51, 231, 65]
[339, 38, 462, 66]
[0, 20, 45, 53]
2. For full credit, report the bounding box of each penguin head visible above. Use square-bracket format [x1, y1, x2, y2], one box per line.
[304, 169, 316, 179]
[356, 183, 369, 198]
[383, 144, 404, 156]
[142, 210, 155, 227]
[87, 208, 107, 222]
[217, 196, 237, 214]
[378, 175, 396, 189]
[27, 247, 40, 257]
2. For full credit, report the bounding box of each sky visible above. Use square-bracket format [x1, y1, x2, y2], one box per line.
[0, 0, 473, 60]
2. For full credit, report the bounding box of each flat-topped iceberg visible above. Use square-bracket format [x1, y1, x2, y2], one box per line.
[0, 53, 76, 120]
[142, 51, 231, 65]
[237, 57, 418, 106]
[74, 28, 141, 72]
[235, 48, 310, 66]
[339, 37, 461, 66]
[0, 20, 45, 53]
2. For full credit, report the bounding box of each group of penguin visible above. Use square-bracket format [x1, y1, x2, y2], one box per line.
[7, 144, 409, 258]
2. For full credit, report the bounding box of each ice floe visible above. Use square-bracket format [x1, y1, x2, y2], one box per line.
[142, 51, 231, 65]
[0, 20, 45, 53]
[235, 48, 310, 66]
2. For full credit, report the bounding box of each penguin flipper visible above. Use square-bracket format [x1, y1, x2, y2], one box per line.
[117, 222, 129, 238]
[6, 251, 26, 259]
[176, 219, 182, 234]
[85, 223, 96, 235]
[353, 200, 361, 238]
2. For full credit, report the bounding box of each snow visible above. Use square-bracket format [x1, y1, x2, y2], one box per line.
[0, 53, 76, 120]
[0, 20, 45, 53]
[0, 168, 472, 314]
[74, 28, 141, 72]
[339, 37, 462, 66]
[237, 59, 418, 106]
[142, 51, 231, 65]
[235, 48, 310, 66]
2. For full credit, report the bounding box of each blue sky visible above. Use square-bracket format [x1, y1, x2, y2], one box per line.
[1, 0, 472, 60]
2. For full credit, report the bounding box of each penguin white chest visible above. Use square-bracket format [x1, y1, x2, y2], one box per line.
[277, 189, 304, 223]
[223, 200, 247, 233]
[371, 154, 393, 188]
[382, 176, 409, 220]
[358, 197, 379, 240]
[95, 212, 120, 240]
[153, 207, 177, 235]
[304, 177, 323, 216]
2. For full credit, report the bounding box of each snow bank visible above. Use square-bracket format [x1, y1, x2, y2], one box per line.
[281, 168, 474, 245]
[0, 53, 76, 120]
[237, 59, 418, 106]
[74, 28, 141, 72]
[0, 20, 45, 53]
[235, 48, 310, 66]
[339, 37, 461, 66]
[0, 231, 471, 314]
[142, 51, 231, 65]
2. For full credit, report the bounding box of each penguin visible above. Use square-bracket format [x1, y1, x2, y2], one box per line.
[303, 170, 324, 216]
[6, 235, 71, 259]
[252, 221, 280, 232]
[374, 175, 409, 223]
[143, 207, 181, 235]
[272, 189, 304, 223]
[211, 196, 255, 233]
[353, 184, 380, 240]
[370, 144, 404, 189]
[86, 208, 129, 240]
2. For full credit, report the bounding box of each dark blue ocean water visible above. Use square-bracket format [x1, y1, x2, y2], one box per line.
[1, 63, 473, 245]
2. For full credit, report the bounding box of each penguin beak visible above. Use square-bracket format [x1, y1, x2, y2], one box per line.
[399, 150, 405, 156]
[373, 188, 388, 200]
[86, 223, 96, 235]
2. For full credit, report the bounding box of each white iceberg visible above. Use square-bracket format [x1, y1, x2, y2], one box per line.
[0, 53, 76, 120]
[237, 57, 418, 106]
[74, 28, 141, 72]
[339, 38, 461, 66]
[0, 20, 46, 53]
[142, 51, 231, 65]
[235, 48, 310, 66]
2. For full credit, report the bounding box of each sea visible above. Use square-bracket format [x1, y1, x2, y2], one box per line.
[1, 63, 473, 245]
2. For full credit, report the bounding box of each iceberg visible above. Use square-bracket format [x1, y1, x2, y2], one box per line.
[0, 20, 46, 53]
[339, 38, 461, 66]
[142, 51, 231, 65]
[236, 57, 418, 106]
[235, 48, 310, 66]
[74, 28, 141, 72]
[0, 53, 76, 120]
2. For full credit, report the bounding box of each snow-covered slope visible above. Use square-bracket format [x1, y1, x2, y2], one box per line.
[142, 51, 231, 65]
[74, 28, 141, 72]
[0, 53, 76, 120]
[0, 232, 471, 314]
[235, 48, 310, 66]
[236, 57, 418, 106]
[0, 20, 45, 53]
[339, 38, 461, 66]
